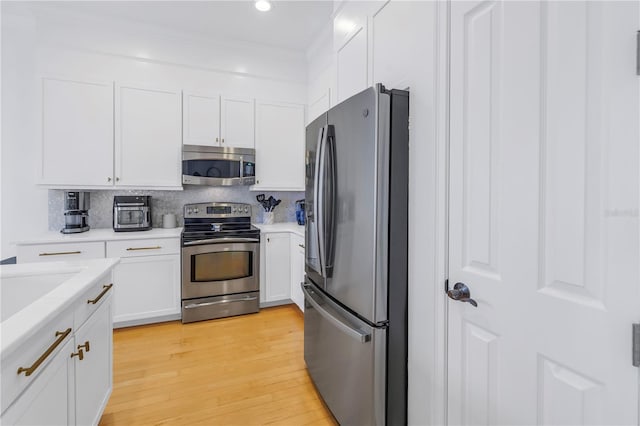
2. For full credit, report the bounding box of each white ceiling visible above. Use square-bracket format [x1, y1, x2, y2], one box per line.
[23, 1, 334, 52]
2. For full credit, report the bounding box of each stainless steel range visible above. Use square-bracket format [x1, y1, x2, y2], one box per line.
[181, 202, 260, 323]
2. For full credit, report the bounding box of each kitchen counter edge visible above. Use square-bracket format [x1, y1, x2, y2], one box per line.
[12, 227, 183, 245]
[254, 223, 304, 237]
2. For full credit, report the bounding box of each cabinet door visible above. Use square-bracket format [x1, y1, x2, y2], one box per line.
[264, 233, 291, 302]
[220, 96, 254, 149]
[183, 92, 220, 146]
[74, 295, 113, 426]
[112, 254, 180, 325]
[336, 27, 367, 103]
[254, 101, 305, 190]
[40, 77, 114, 187]
[1, 339, 74, 426]
[115, 84, 182, 188]
[16, 241, 105, 264]
[290, 234, 305, 312]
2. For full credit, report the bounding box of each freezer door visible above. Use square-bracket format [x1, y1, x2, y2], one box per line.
[324, 86, 391, 324]
[303, 282, 386, 425]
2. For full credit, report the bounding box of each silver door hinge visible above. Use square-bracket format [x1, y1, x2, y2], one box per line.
[633, 323, 640, 367]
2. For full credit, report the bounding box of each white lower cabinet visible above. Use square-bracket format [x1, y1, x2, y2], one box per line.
[74, 295, 113, 426]
[261, 232, 291, 304]
[1, 338, 75, 426]
[17, 235, 181, 327]
[290, 234, 305, 312]
[2, 276, 114, 426]
[107, 238, 180, 326]
[111, 253, 180, 326]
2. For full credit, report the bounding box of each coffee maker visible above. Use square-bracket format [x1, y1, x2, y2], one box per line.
[61, 192, 90, 234]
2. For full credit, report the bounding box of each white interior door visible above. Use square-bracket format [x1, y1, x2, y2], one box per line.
[447, 1, 639, 425]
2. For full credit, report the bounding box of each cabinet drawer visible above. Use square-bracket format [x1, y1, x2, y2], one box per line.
[74, 271, 114, 330]
[106, 238, 179, 258]
[1, 309, 74, 412]
[17, 242, 105, 264]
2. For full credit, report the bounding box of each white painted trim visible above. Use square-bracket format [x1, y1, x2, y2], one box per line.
[434, 1, 451, 425]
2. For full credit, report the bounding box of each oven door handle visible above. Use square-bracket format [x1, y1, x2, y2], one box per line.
[183, 237, 260, 246]
[184, 296, 258, 309]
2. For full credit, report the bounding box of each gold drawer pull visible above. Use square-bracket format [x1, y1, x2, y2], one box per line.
[17, 328, 72, 376]
[77, 341, 90, 352]
[126, 246, 161, 251]
[71, 349, 84, 361]
[87, 283, 113, 305]
[39, 251, 81, 256]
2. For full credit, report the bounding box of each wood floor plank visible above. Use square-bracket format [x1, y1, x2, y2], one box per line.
[99, 305, 337, 426]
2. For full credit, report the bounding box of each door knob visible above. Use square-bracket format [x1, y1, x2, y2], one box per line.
[447, 282, 478, 307]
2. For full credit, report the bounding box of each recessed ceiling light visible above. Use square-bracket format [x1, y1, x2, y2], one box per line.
[255, 0, 271, 12]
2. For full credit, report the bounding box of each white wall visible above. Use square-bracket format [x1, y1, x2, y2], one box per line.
[305, 1, 448, 424]
[1, 12, 48, 260]
[1, 5, 308, 259]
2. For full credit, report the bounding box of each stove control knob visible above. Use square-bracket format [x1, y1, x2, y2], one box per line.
[244, 207, 249, 213]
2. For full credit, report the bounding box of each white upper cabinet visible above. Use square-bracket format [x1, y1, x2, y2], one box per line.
[115, 83, 182, 188]
[336, 28, 368, 103]
[183, 92, 255, 149]
[220, 96, 255, 148]
[183, 92, 220, 146]
[253, 100, 305, 191]
[39, 77, 114, 187]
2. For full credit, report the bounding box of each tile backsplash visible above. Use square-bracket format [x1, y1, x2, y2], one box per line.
[48, 187, 304, 231]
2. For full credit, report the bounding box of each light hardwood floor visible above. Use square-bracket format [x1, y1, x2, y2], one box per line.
[99, 305, 337, 425]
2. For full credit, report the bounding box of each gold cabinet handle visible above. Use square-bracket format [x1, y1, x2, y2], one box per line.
[71, 349, 84, 361]
[221, 138, 225, 143]
[298, 244, 305, 249]
[39, 251, 81, 257]
[17, 328, 72, 376]
[78, 341, 90, 352]
[126, 246, 161, 251]
[87, 283, 113, 305]
[107, 177, 112, 182]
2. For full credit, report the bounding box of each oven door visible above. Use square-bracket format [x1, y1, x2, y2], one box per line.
[181, 239, 259, 299]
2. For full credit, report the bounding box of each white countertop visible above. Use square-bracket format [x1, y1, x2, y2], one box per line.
[254, 222, 305, 237]
[1, 258, 120, 357]
[13, 227, 183, 245]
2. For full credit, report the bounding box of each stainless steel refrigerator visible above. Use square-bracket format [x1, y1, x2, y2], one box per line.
[302, 84, 409, 426]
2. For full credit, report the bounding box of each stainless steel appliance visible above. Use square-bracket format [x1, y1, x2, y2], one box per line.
[181, 202, 260, 323]
[61, 191, 90, 234]
[303, 84, 409, 425]
[113, 196, 152, 232]
[182, 145, 255, 186]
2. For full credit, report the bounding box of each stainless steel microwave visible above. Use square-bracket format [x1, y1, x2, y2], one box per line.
[182, 145, 255, 186]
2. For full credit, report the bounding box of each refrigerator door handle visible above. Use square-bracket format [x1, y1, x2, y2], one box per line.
[324, 125, 336, 273]
[314, 125, 328, 277]
[302, 284, 371, 343]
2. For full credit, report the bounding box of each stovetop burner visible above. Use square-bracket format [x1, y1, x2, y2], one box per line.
[181, 202, 259, 245]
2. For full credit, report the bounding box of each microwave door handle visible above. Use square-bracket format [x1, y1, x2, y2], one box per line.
[314, 125, 327, 278]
